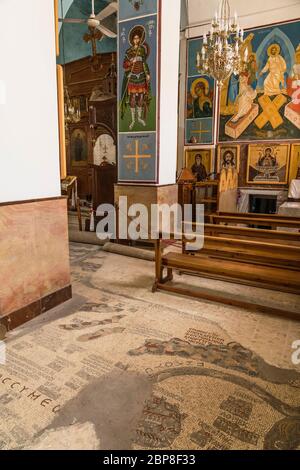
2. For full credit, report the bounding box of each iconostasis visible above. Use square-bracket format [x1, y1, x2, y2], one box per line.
[184, 18, 300, 200]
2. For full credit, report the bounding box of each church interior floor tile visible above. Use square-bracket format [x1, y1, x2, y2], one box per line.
[0, 243, 300, 450]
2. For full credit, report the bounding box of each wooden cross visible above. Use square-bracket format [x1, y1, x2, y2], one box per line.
[191, 121, 211, 142]
[124, 140, 152, 174]
[83, 26, 103, 59]
[255, 94, 287, 130]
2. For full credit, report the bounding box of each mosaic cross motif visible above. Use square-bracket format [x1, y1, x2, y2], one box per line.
[123, 139, 152, 174]
[192, 120, 212, 142]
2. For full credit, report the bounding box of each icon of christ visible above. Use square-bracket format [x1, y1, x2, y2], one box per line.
[260, 44, 287, 96]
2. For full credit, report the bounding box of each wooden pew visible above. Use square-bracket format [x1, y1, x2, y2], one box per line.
[203, 223, 300, 245]
[210, 213, 300, 230]
[153, 230, 300, 318]
[183, 235, 300, 270]
[217, 211, 300, 222]
[161, 251, 300, 294]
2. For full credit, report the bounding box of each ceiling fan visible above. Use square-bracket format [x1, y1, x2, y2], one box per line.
[59, 0, 118, 38]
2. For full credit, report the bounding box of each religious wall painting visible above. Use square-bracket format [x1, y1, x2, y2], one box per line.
[119, 17, 157, 133]
[186, 38, 215, 145]
[187, 76, 214, 120]
[118, 133, 156, 182]
[185, 148, 213, 182]
[118, 8, 158, 183]
[289, 143, 300, 182]
[187, 37, 204, 78]
[70, 128, 88, 166]
[247, 143, 290, 184]
[119, 0, 158, 21]
[217, 145, 240, 173]
[219, 20, 300, 143]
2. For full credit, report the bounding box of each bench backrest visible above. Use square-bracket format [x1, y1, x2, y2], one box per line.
[210, 214, 300, 229]
[203, 223, 300, 244]
[217, 211, 300, 222]
[182, 235, 300, 269]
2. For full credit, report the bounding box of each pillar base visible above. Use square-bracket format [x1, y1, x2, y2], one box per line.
[114, 184, 178, 240]
[115, 184, 178, 208]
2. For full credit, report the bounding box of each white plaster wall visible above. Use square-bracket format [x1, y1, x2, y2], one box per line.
[159, 0, 181, 185]
[0, 0, 61, 203]
[185, 0, 300, 38]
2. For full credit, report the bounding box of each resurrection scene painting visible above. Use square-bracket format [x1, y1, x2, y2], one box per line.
[219, 20, 300, 143]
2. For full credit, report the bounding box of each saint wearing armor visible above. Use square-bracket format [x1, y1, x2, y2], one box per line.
[121, 25, 151, 130]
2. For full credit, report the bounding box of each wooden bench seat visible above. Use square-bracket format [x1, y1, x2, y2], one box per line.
[153, 222, 300, 317]
[162, 252, 300, 295]
[153, 233, 300, 320]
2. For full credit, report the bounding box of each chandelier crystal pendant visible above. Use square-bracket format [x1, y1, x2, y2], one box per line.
[64, 85, 81, 129]
[196, 0, 247, 87]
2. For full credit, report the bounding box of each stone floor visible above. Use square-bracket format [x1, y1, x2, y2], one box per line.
[0, 242, 300, 450]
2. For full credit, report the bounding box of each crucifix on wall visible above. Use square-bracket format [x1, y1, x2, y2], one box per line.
[83, 26, 103, 72]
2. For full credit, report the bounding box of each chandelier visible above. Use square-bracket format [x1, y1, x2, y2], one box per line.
[64, 85, 81, 129]
[197, 0, 247, 87]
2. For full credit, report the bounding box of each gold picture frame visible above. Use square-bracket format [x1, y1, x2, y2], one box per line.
[247, 143, 290, 185]
[289, 143, 300, 182]
[185, 148, 214, 181]
[57, 65, 67, 179]
[217, 145, 240, 173]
